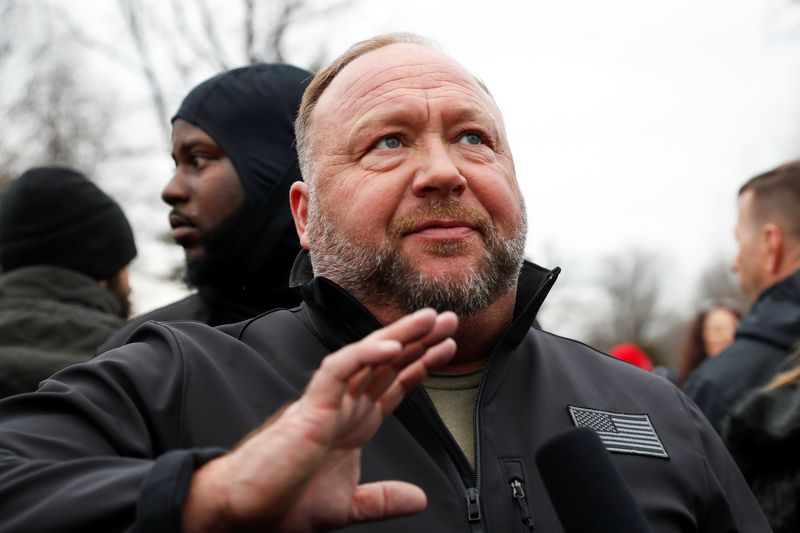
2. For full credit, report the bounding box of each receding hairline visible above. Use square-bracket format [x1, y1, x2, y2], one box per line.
[294, 32, 493, 183]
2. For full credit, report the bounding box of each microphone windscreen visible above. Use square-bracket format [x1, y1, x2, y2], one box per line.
[535, 427, 652, 533]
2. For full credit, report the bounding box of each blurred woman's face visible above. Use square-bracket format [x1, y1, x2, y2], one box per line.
[703, 307, 739, 357]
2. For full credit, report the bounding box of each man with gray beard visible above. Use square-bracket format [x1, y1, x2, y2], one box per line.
[0, 33, 769, 532]
[306, 196, 526, 317]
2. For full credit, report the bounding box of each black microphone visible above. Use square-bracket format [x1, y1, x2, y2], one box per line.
[535, 427, 653, 533]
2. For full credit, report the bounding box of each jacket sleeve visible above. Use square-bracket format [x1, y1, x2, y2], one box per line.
[0, 323, 222, 532]
[97, 315, 151, 354]
[677, 391, 772, 532]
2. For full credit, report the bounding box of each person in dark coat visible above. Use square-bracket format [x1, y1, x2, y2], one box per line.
[100, 63, 312, 351]
[724, 350, 800, 533]
[0, 166, 136, 397]
[684, 161, 800, 433]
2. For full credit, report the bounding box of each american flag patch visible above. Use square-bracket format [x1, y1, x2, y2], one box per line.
[567, 405, 669, 459]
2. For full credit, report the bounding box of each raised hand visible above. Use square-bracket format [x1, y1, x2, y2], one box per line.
[183, 308, 459, 532]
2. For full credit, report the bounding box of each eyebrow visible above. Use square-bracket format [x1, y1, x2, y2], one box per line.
[441, 105, 497, 126]
[350, 100, 500, 142]
[175, 140, 211, 152]
[171, 139, 221, 159]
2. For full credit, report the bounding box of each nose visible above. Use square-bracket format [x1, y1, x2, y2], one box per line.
[730, 254, 739, 273]
[162, 169, 188, 207]
[411, 139, 466, 198]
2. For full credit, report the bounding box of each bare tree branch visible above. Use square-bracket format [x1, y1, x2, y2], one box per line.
[117, 0, 171, 144]
[243, 0, 257, 63]
[196, 0, 232, 70]
[165, 0, 212, 83]
[269, 0, 303, 62]
[588, 250, 666, 350]
[0, 0, 16, 63]
[49, 4, 141, 70]
[695, 259, 747, 309]
[296, 0, 357, 20]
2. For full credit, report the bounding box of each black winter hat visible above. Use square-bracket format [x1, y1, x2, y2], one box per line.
[0, 166, 137, 280]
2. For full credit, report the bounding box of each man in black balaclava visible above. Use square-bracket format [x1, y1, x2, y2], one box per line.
[101, 63, 312, 351]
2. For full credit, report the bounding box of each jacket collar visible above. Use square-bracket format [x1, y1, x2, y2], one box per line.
[289, 250, 560, 351]
[738, 267, 800, 349]
[0, 265, 125, 317]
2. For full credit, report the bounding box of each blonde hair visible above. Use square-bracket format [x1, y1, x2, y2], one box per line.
[764, 348, 800, 390]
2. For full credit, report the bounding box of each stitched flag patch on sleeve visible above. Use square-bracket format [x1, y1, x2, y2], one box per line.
[567, 405, 669, 459]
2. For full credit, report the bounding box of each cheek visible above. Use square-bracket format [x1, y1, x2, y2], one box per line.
[471, 176, 524, 230]
[317, 172, 404, 240]
[198, 178, 245, 227]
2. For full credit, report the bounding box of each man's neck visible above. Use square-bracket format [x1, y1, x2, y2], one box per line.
[759, 261, 800, 301]
[777, 259, 800, 285]
[365, 288, 517, 373]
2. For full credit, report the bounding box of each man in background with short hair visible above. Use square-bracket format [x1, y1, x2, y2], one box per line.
[0, 166, 136, 397]
[685, 161, 800, 432]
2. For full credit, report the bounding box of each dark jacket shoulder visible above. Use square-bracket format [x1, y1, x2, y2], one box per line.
[99, 294, 211, 353]
[684, 269, 800, 431]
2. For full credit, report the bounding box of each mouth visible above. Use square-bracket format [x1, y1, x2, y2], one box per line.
[404, 219, 481, 240]
[168, 212, 198, 244]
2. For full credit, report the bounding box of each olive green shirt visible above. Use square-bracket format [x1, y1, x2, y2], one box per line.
[423, 368, 483, 469]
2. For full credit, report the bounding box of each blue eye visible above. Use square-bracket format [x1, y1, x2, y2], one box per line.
[459, 132, 483, 145]
[375, 135, 402, 149]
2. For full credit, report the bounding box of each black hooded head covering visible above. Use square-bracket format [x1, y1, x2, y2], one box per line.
[171, 63, 312, 316]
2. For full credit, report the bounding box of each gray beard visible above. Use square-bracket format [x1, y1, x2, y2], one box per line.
[307, 198, 526, 318]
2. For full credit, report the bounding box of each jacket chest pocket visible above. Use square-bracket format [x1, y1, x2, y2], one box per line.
[501, 459, 535, 532]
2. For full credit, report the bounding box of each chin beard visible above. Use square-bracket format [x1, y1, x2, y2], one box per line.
[307, 199, 526, 318]
[184, 203, 252, 288]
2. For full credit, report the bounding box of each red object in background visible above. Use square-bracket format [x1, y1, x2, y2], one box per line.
[608, 342, 654, 372]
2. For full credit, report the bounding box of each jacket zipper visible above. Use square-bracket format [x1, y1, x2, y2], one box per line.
[471, 269, 558, 531]
[465, 486, 484, 531]
[510, 479, 535, 531]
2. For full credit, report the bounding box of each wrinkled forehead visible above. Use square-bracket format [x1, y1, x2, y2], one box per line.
[314, 43, 503, 128]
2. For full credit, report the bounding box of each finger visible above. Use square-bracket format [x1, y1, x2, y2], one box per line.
[367, 308, 439, 345]
[347, 366, 374, 397]
[304, 338, 402, 407]
[358, 312, 458, 400]
[362, 364, 397, 400]
[347, 481, 427, 524]
[380, 338, 457, 416]
[390, 311, 458, 370]
[304, 311, 457, 409]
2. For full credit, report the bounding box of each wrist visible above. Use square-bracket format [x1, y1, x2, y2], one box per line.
[182, 456, 237, 533]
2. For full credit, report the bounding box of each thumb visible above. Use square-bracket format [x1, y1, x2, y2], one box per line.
[347, 481, 427, 524]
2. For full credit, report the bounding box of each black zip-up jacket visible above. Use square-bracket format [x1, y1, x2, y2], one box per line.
[0, 254, 769, 532]
[684, 268, 800, 433]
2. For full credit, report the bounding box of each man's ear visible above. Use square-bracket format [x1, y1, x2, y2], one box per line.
[290, 181, 311, 250]
[762, 222, 784, 275]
